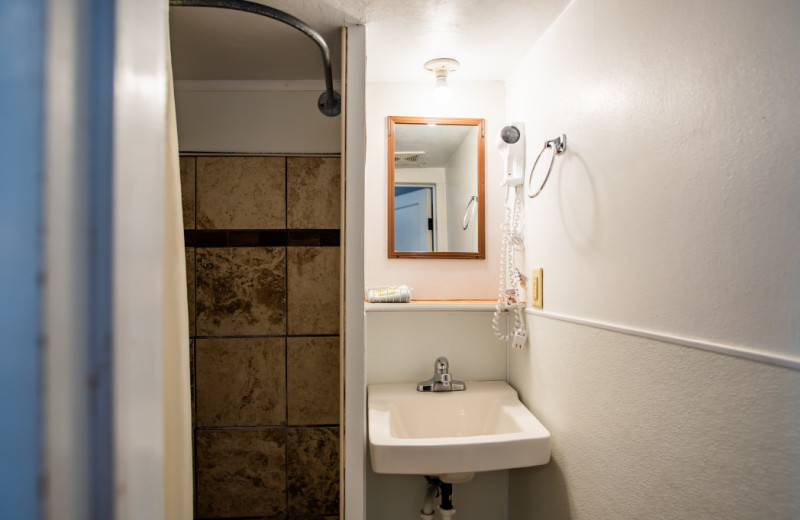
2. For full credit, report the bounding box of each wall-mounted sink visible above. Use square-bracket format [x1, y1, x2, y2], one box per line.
[368, 380, 550, 477]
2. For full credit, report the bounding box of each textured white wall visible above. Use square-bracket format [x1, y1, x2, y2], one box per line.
[505, 0, 800, 517]
[506, 0, 800, 359]
[511, 314, 800, 519]
[364, 81, 505, 299]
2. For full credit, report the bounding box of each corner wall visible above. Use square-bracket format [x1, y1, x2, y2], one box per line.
[505, 0, 800, 517]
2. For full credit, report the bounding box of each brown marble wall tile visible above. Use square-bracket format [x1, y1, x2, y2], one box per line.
[287, 247, 340, 335]
[196, 247, 286, 336]
[180, 156, 195, 229]
[287, 157, 340, 229]
[288, 427, 340, 515]
[185, 247, 195, 336]
[196, 429, 287, 518]
[196, 337, 286, 427]
[287, 337, 339, 425]
[187, 154, 342, 519]
[197, 156, 286, 230]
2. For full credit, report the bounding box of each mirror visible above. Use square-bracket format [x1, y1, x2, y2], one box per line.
[387, 116, 485, 259]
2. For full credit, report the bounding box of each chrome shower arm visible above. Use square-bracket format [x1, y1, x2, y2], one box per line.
[170, 0, 341, 116]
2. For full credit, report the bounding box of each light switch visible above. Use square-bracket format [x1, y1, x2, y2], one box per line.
[531, 268, 543, 309]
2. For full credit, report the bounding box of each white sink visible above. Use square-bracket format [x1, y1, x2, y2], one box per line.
[368, 380, 550, 477]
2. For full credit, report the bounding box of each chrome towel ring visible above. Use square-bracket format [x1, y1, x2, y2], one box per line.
[462, 195, 478, 230]
[526, 134, 567, 198]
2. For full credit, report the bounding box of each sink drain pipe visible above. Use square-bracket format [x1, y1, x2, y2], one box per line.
[439, 481, 455, 518]
[421, 477, 456, 519]
[420, 478, 438, 520]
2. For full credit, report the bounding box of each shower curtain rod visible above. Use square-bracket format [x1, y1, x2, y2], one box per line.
[170, 0, 342, 117]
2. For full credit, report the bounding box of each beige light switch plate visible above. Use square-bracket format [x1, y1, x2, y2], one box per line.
[531, 268, 543, 309]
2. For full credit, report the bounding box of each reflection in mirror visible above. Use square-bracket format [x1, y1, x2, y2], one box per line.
[388, 117, 485, 259]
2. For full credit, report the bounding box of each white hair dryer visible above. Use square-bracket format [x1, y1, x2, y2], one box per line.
[496, 122, 525, 187]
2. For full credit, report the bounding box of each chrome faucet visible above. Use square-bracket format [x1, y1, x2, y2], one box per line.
[416, 356, 466, 392]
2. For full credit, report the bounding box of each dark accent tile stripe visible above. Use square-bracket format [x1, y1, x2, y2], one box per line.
[196, 230, 228, 247]
[190, 334, 340, 340]
[227, 230, 260, 246]
[288, 230, 341, 247]
[184, 230, 197, 247]
[260, 230, 289, 247]
[185, 229, 340, 248]
[180, 151, 340, 158]
[319, 229, 341, 247]
[195, 424, 340, 431]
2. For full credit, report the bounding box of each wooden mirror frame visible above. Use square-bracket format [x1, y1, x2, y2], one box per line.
[387, 116, 486, 259]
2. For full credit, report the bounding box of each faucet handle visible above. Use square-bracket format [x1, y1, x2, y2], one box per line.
[434, 356, 449, 374]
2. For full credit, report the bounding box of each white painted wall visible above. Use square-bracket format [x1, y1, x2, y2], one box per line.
[174, 82, 341, 153]
[365, 306, 508, 520]
[505, 0, 800, 517]
[365, 81, 505, 299]
[444, 130, 478, 252]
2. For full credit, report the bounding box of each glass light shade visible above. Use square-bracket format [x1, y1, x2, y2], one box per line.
[433, 75, 451, 104]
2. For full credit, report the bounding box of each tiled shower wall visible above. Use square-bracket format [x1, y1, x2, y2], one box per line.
[180, 155, 341, 520]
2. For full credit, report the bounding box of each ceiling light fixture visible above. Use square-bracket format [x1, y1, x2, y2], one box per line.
[424, 58, 459, 104]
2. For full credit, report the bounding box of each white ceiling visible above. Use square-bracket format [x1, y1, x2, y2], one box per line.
[169, 0, 570, 82]
[395, 123, 475, 168]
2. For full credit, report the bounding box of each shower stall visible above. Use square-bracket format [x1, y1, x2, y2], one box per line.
[169, 1, 349, 518]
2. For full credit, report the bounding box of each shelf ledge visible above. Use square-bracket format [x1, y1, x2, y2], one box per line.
[364, 300, 498, 312]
